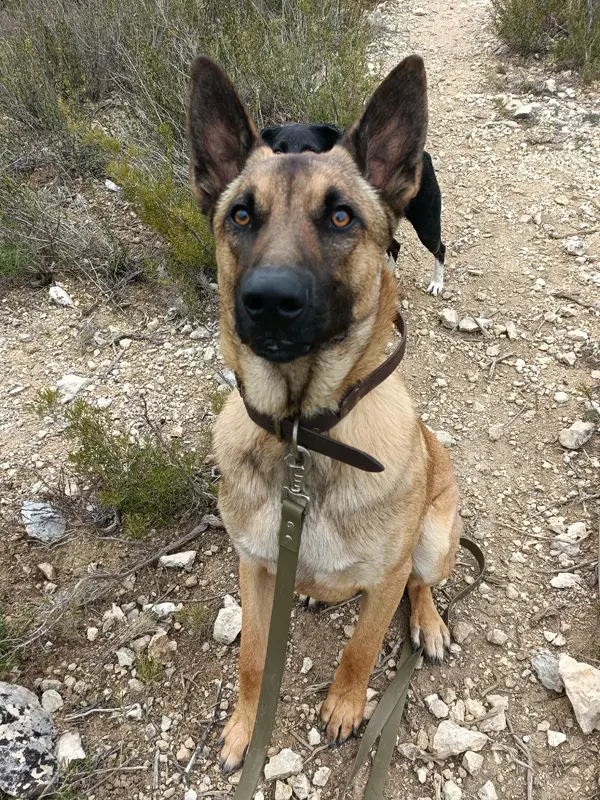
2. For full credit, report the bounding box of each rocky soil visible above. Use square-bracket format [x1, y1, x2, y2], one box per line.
[1, 0, 599, 798]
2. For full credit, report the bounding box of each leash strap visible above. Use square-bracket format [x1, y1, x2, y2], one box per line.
[347, 536, 487, 798]
[233, 497, 306, 799]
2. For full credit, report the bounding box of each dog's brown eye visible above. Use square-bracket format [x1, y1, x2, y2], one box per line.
[232, 208, 251, 226]
[331, 208, 352, 228]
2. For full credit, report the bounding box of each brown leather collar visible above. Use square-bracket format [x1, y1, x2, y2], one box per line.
[238, 312, 407, 472]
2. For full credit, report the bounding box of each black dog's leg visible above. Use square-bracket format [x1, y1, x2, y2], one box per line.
[405, 152, 446, 296]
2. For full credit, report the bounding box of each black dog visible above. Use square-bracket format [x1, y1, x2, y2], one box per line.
[261, 123, 446, 295]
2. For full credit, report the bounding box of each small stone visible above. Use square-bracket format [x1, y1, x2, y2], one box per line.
[554, 391, 569, 403]
[56, 731, 86, 767]
[565, 237, 585, 256]
[102, 603, 126, 633]
[125, 703, 143, 720]
[275, 781, 293, 800]
[176, 745, 191, 762]
[547, 730, 567, 747]
[41, 690, 64, 713]
[531, 651, 564, 692]
[458, 316, 479, 333]
[443, 780, 463, 800]
[21, 502, 66, 543]
[264, 748, 303, 780]
[463, 751, 484, 776]
[213, 596, 243, 645]
[86, 627, 99, 642]
[56, 374, 89, 401]
[506, 584, 519, 600]
[184, 791, 198, 800]
[147, 631, 173, 664]
[37, 563, 55, 581]
[550, 573, 581, 589]
[425, 694, 450, 719]
[307, 727, 321, 746]
[452, 621, 474, 644]
[300, 657, 313, 674]
[441, 688, 457, 705]
[487, 629, 508, 646]
[479, 695, 508, 733]
[433, 430, 453, 448]
[49, 286, 75, 307]
[116, 647, 135, 668]
[559, 655, 600, 733]
[478, 781, 498, 800]
[312, 766, 331, 787]
[413, 6, 427, 14]
[439, 308, 459, 329]
[557, 352, 577, 367]
[505, 321, 518, 340]
[159, 551, 197, 571]
[432, 721, 488, 759]
[513, 104, 533, 118]
[488, 423, 503, 442]
[558, 420, 595, 450]
[150, 602, 180, 619]
[293, 774, 310, 800]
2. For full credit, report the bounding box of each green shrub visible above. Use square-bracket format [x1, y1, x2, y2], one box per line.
[492, 0, 600, 77]
[61, 399, 210, 538]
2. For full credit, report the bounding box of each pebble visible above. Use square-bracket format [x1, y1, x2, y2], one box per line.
[550, 573, 581, 589]
[531, 650, 564, 693]
[425, 694, 450, 719]
[56, 731, 86, 766]
[463, 750, 483, 776]
[264, 748, 303, 780]
[184, 791, 197, 800]
[158, 551, 197, 571]
[478, 781, 498, 800]
[443, 781, 462, 800]
[293, 774, 310, 800]
[275, 781, 293, 800]
[312, 766, 331, 787]
[547, 730, 567, 747]
[487, 629, 508, 646]
[505, 320, 518, 340]
[37, 563, 55, 581]
[488, 423, 503, 442]
[300, 657, 313, 674]
[458, 316, 479, 333]
[513, 104, 533, 118]
[116, 647, 135, 668]
[559, 655, 600, 733]
[149, 602, 180, 619]
[21, 502, 66, 543]
[56, 374, 89, 401]
[49, 286, 75, 307]
[86, 627, 99, 642]
[432, 721, 488, 758]
[41, 690, 64, 713]
[452, 621, 474, 644]
[439, 308, 459, 329]
[307, 727, 321, 746]
[213, 595, 243, 645]
[558, 420, 595, 450]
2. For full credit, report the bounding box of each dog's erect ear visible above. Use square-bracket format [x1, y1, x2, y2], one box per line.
[259, 126, 278, 147]
[187, 55, 258, 217]
[342, 55, 427, 215]
[314, 124, 342, 152]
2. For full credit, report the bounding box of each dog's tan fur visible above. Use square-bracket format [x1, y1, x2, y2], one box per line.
[187, 55, 461, 774]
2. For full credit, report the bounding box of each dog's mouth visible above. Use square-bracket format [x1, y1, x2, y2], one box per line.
[248, 337, 314, 363]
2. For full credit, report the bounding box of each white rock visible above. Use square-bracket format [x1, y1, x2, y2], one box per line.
[275, 781, 293, 800]
[413, 6, 427, 14]
[487, 629, 507, 646]
[488, 423, 503, 442]
[433, 430, 453, 448]
[104, 179, 121, 192]
[37, 563, 55, 581]
[312, 766, 331, 787]
[557, 352, 577, 366]
[264, 748, 303, 780]
[86, 627, 99, 642]
[147, 630, 174, 664]
[41, 689, 64, 713]
[49, 286, 75, 307]
[300, 657, 313, 674]
[554, 391, 569, 403]
[425, 694, 449, 719]
[102, 603, 126, 633]
[462, 750, 484, 776]
[432, 721, 488, 759]
[184, 791, 198, 800]
[213, 596, 243, 645]
[159, 551, 197, 571]
[443, 780, 463, 800]
[550, 573, 581, 589]
[547, 730, 567, 747]
[479, 695, 508, 733]
[565, 237, 585, 256]
[478, 781, 498, 800]
[559, 655, 600, 733]
[452, 621, 474, 644]
[56, 731, 86, 766]
[56, 374, 89, 401]
[505, 320, 518, 340]
[458, 316, 479, 333]
[567, 328, 589, 341]
[531, 651, 564, 693]
[439, 308, 459, 329]
[21, 502, 66, 543]
[559, 420, 595, 450]
[116, 647, 135, 668]
[514, 104, 533, 118]
[125, 703, 143, 720]
[150, 602, 181, 619]
[292, 774, 310, 800]
[307, 727, 321, 746]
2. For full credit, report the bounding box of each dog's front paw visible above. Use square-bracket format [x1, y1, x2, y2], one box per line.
[426, 279, 444, 296]
[410, 606, 451, 665]
[218, 707, 253, 775]
[321, 683, 365, 746]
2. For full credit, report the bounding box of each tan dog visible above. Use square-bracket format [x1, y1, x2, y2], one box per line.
[187, 54, 461, 774]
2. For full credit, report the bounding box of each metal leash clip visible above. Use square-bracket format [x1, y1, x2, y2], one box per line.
[282, 417, 311, 510]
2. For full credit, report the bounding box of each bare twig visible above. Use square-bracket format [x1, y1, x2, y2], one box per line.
[184, 679, 223, 778]
[506, 715, 534, 800]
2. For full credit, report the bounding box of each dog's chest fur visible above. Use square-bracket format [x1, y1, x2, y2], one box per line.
[214, 384, 427, 600]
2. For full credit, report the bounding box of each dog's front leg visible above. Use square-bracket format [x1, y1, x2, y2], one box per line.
[321, 559, 412, 745]
[219, 557, 275, 774]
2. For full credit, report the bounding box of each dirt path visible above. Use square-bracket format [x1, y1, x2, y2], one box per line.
[0, 1, 599, 799]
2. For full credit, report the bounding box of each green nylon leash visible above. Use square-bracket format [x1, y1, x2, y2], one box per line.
[234, 458, 486, 800]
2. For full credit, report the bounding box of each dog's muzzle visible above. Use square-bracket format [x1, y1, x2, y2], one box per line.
[235, 266, 322, 362]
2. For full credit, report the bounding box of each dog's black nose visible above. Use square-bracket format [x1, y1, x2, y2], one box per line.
[240, 267, 311, 327]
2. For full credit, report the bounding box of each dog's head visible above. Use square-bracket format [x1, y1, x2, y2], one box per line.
[260, 123, 342, 155]
[187, 56, 427, 410]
